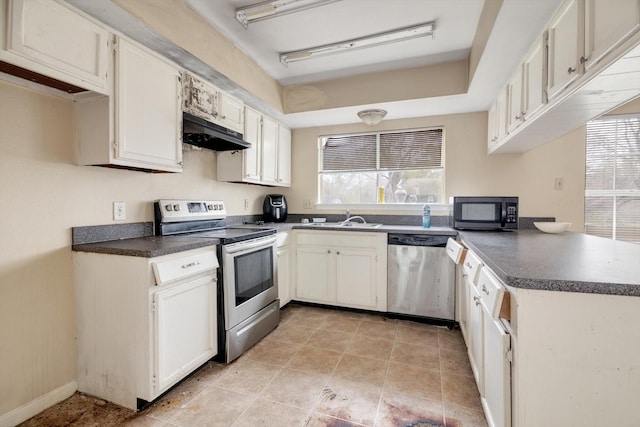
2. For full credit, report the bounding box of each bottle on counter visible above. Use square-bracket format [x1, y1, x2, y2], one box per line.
[422, 204, 431, 228]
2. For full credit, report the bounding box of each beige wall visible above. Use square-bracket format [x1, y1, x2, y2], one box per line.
[285, 112, 586, 230]
[0, 79, 276, 418]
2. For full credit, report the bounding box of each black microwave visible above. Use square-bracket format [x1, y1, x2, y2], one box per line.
[452, 196, 519, 230]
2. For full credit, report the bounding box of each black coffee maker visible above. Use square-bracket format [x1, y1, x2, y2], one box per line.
[263, 194, 288, 222]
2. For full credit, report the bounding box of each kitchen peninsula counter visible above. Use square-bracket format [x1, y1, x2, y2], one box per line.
[459, 230, 640, 297]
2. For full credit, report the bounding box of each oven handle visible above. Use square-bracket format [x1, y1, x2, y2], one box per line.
[223, 234, 277, 255]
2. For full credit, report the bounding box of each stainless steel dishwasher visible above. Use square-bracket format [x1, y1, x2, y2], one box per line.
[387, 233, 456, 322]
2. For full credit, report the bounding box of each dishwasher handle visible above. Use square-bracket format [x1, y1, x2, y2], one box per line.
[387, 234, 453, 247]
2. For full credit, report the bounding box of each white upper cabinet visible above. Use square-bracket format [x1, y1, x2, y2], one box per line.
[242, 106, 263, 183]
[261, 115, 279, 185]
[488, 87, 509, 150]
[115, 38, 182, 171]
[507, 64, 524, 133]
[182, 73, 244, 133]
[1, 0, 109, 94]
[217, 107, 291, 187]
[547, 0, 584, 100]
[489, 0, 640, 154]
[277, 125, 292, 186]
[523, 35, 547, 119]
[74, 36, 183, 173]
[217, 91, 244, 133]
[583, 0, 640, 71]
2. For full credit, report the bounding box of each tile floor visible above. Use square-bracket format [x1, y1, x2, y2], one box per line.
[19, 304, 488, 427]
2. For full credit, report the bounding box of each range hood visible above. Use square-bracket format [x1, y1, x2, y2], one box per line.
[183, 112, 251, 151]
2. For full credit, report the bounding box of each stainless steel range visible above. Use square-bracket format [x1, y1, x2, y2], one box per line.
[154, 199, 279, 363]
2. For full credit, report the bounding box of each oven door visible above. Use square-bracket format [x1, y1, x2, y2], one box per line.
[221, 234, 278, 329]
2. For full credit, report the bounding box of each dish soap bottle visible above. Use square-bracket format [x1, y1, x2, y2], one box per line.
[422, 204, 431, 228]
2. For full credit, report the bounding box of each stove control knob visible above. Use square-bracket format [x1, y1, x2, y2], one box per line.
[173, 204, 181, 211]
[218, 203, 224, 210]
[165, 204, 173, 211]
[207, 204, 214, 211]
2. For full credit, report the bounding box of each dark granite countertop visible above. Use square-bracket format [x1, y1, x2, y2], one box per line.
[459, 230, 640, 297]
[72, 235, 219, 258]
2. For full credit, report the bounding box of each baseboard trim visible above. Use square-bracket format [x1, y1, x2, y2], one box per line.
[0, 381, 77, 427]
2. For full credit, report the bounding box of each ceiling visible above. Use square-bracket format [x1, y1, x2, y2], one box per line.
[184, 0, 562, 127]
[67, 0, 563, 128]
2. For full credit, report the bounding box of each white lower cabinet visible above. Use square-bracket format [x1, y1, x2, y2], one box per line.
[276, 232, 291, 308]
[74, 246, 218, 410]
[468, 281, 485, 393]
[456, 248, 512, 427]
[294, 231, 387, 311]
[153, 275, 217, 393]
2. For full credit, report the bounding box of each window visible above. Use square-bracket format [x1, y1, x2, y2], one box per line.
[320, 128, 444, 205]
[585, 114, 640, 244]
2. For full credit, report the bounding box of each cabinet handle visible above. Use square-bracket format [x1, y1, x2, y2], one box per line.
[181, 261, 200, 269]
[221, 115, 227, 119]
[580, 56, 589, 64]
[567, 67, 576, 74]
[473, 296, 481, 306]
[515, 114, 522, 120]
[482, 285, 490, 295]
[336, 251, 340, 255]
[327, 250, 331, 254]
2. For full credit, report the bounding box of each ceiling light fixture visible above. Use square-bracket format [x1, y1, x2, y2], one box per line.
[358, 109, 387, 126]
[235, 0, 341, 29]
[280, 21, 435, 65]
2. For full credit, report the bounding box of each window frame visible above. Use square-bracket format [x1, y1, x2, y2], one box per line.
[317, 126, 446, 210]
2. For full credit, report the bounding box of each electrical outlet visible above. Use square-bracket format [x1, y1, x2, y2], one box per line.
[303, 200, 313, 209]
[244, 199, 249, 211]
[113, 202, 126, 220]
[554, 177, 564, 191]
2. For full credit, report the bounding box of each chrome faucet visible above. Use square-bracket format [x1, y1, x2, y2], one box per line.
[345, 209, 350, 220]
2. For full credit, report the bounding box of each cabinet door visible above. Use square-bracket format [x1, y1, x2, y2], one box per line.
[496, 87, 509, 142]
[182, 73, 216, 122]
[243, 107, 262, 182]
[458, 266, 470, 345]
[524, 36, 547, 119]
[507, 65, 524, 133]
[277, 125, 292, 187]
[547, 0, 583, 99]
[482, 316, 512, 427]
[295, 246, 332, 303]
[153, 276, 217, 394]
[584, 0, 640, 71]
[261, 116, 279, 185]
[487, 101, 498, 148]
[468, 282, 484, 395]
[6, 0, 109, 94]
[277, 246, 291, 308]
[217, 92, 244, 133]
[335, 248, 377, 309]
[115, 38, 182, 172]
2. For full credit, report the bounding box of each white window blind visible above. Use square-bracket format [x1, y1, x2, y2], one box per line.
[320, 128, 445, 205]
[585, 115, 640, 244]
[321, 128, 444, 172]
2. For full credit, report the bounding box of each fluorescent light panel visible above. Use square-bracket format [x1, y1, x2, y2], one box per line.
[236, 0, 340, 28]
[280, 22, 435, 65]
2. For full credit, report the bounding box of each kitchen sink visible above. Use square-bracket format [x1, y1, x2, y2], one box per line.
[306, 222, 383, 229]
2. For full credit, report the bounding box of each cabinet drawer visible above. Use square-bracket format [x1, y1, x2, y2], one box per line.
[462, 250, 483, 284]
[152, 249, 219, 285]
[446, 238, 466, 264]
[477, 267, 506, 320]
